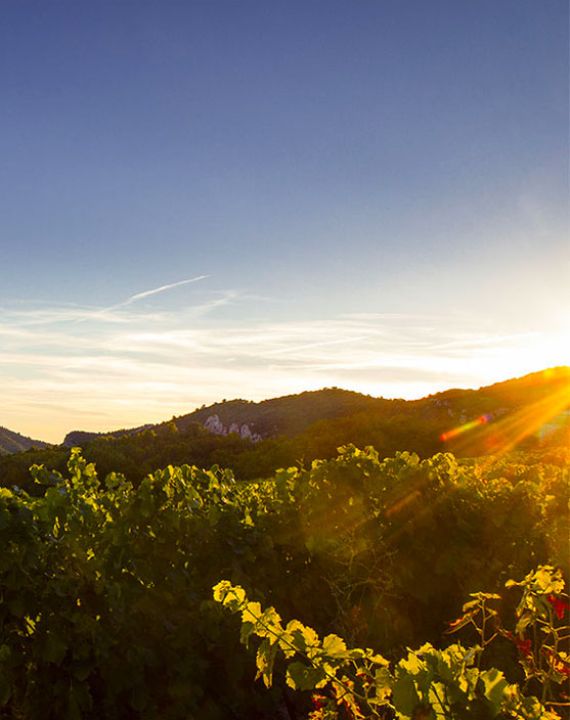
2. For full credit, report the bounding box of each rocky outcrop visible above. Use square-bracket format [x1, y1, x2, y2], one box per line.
[203, 415, 262, 442]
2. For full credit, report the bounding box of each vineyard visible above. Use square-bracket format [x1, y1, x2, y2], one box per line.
[1, 0, 568, 716]
[0, 445, 568, 719]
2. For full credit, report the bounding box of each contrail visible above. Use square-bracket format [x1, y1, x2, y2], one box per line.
[120, 275, 210, 307]
[71, 275, 211, 322]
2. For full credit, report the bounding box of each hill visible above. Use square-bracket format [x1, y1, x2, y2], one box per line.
[62, 387, 391, 446]
[61, 366, 570, 447]
[0, 426, 49, 455]
[63, 423, 153, 448]
[1, 367, 568, 490]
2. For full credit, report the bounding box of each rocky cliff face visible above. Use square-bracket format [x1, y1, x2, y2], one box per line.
[203, 414, 262, 442]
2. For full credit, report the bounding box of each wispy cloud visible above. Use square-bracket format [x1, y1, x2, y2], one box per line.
[0, 275, 210, 328]
[111, 274, 210, 309]
[0, 292, 567, 443]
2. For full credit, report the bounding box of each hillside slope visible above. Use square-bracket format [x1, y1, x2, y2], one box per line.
[1, 367, 567, 491]
[0, 427, 49, 455]
[63, 365, 570, 447]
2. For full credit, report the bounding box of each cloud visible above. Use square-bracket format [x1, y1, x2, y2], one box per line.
[0, 275, 210, 328]
[0, 294, 567, 443]
[0, 304, 167, 327]
[113, 274, 210, 308]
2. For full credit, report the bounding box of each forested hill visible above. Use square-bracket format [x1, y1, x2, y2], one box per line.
[61, 365, 570, 447]
[63, 388, 391, 446]
[63, 424, 153, 448]
[1, 367, 567, 490]
[0, 426, 49, 455]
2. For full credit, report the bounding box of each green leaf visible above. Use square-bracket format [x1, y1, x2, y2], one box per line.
[515, 615, 532, 635]
[212, 580, 231, 602]
[428, 681, 447, 717]
[255, 638, 278, 688]
[241, 601, 262, 626]
[462, 599, 480, 612]
[212, 581, 246, 610]
[257, 607, 282, 639]
[399, 650, 427, 677]
[322, 633, 347, 659]
[287, 622, 321, 657]
[480, 667, 508, 712]
[286, 661, 327, 691]
[348, 648, 366, 660]
[240, 620, 254, 647]
[368, 651, 390, 666]
[373, 666, 393, 703]
[392, 672, 421, 718]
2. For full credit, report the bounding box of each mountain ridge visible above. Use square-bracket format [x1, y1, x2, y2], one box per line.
[2, 366, 568, 456]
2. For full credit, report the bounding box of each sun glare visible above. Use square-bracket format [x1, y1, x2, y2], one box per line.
[440, 368, 570, 457]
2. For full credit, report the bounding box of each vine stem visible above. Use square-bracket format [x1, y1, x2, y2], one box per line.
[228, 591, 382, 716]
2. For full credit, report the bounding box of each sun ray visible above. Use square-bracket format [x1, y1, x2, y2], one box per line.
[440, 371, 570, 458]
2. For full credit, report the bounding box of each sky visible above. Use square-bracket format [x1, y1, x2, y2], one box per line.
[0, 0, 568, 443]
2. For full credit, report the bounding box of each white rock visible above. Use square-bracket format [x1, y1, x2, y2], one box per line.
[204, 415, 225, 435]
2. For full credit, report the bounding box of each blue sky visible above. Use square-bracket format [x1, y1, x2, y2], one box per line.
[1, 1, 568, 441]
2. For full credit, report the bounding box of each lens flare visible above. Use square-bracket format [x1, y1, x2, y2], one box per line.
[480, 384, 570, 458]
[440, 414, 491, 442]
[440, 373, 570, 457]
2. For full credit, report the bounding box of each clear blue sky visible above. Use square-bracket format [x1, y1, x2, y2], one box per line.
[1, 1, 568, 441]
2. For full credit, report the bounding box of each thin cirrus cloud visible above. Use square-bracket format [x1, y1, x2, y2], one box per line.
[1, 276, 211, 328]
[106, 275, 210, 310]
[1, 283, 567, 443]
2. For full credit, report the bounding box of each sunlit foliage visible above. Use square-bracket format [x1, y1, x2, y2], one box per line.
[0, 445, 567, 718]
